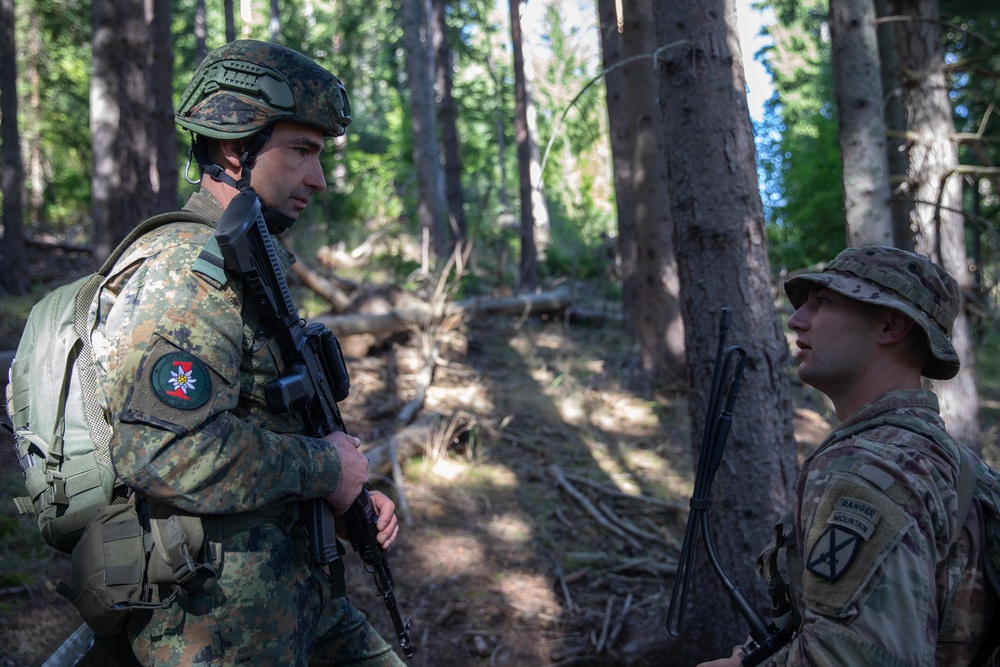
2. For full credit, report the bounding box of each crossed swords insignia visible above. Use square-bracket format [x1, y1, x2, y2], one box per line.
[806, 526, 861, 582]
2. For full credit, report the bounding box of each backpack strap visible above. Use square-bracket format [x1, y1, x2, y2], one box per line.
[75, 212, 216, 469]
[954, 444, 978, 540]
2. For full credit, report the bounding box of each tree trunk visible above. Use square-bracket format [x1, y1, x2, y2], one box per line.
[270, 0, 281, 43]
[829, 0, 893, 246]
[893, 0, 982, 450]
[520, 13, 550, 266]
[195, 0, 208, 63]
[91, 0, 165, 263]
[622, 1, 799, 662]
[90, 0, 120, 264]
[432, 0, 468, 250]
[510, 0, 537, 288]
[598, 0, 685, 388]
[403, 0, 451, 262]
[486, 51, 513, 217]
[224, 0, 236, 42]
[149, 0, 176, 214]
[0, 0, 28, 296]
[117, 1, 156, 237]
[874, 0, 912, 248]
[597, 0, 639, 328]
[25, 11, 44, 225]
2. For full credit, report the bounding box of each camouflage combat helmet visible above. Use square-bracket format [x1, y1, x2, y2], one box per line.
[783, 246, 962, 380]
[176, 39, 351, 140]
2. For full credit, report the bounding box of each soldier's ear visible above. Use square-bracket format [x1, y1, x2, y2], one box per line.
[877, 308, 915, 345]
[216, 139, 247, 173]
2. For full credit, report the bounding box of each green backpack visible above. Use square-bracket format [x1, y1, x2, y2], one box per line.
[5, 212, 212, 553]
[5, 212, 228, 637]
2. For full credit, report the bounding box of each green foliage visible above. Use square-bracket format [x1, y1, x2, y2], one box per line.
[10, 0, 623, 294]
[758, 0, 846, 270]
[16, 0, 92, 229]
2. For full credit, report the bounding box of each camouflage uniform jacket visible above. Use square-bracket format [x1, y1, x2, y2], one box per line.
[89, 189, 347, 571]
[765, 389, 993, 666]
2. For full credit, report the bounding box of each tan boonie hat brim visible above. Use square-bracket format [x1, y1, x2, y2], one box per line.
[783, 246, 961, 380]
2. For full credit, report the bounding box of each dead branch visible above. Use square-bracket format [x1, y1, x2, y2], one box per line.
[607, 593, 633, 650]
[388, 437, 412, 526]
[364, 415, 439, 477]
[287, 260, 352, 312]
[397, 346, 438, 426]
[558, 470, 687, 511]
[548, 464, 642, 550]
[597, 500, 674, 549]
[595, 595, 614, 653]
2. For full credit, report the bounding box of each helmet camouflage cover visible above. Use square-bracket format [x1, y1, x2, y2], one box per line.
[176, 40, 351, 140]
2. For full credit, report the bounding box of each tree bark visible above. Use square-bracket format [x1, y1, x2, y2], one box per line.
[149, 0, 176, 214]
[829, 0, 893, 246]
[510, 0, 537, 289]
[194, 0, 208, 64]
[874, 0, 912, 248]
[91, 0, 161, 263]
[622, 1, 798, 662]
[224, 0, 236, 42]
[597, 0, 685, 387]
[432, 0, 468, 249]
[90, 0, 120, 264]
[0, 0, 28, 296]
[893, 0, 982, 450]
[403, 0, 451, 261]
[596, 0, 639, 327]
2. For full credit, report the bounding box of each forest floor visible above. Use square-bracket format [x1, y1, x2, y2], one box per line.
[1, 252, 998, 667]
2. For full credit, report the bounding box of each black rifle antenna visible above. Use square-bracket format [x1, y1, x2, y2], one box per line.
[665, 308, 793, 666]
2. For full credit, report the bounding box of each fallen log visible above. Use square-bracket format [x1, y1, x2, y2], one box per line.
[0, 290, 574, 384]
[312, 288, 572, 337]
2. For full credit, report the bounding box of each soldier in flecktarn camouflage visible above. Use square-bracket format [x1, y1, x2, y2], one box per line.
[699, 246, 997, 667]
[90, 40, 404, 666]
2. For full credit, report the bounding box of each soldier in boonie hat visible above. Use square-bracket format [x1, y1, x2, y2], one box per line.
[783, 245, 962, 380]
[697, 250, 996, 665]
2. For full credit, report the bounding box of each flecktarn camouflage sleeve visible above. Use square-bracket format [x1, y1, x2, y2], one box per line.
[102, 238, 342, 514]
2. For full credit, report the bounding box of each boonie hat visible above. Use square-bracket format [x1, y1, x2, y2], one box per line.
[783, 246, 962, 380]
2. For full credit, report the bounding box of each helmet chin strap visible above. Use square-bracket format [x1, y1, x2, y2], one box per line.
[190, 128, 297, 234]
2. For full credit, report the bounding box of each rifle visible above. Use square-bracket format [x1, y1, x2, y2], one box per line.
[215, 191, 414, 659]
[665, 308, 794, 666]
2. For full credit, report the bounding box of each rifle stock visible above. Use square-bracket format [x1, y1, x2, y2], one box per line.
[215, 191, 414, 658]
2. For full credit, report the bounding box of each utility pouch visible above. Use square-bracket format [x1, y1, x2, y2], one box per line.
[146, 507, 220, 594]
[59, 499, 220, 636]
[59, 502, 167, 636]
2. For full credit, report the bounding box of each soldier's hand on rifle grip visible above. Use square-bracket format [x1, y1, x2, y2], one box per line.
[322, 432, 369, 514]
[368, 490, 399, 550]
[696, 644, 745, 667]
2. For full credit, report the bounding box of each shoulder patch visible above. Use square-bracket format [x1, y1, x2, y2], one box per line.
[150, 352, 212, 409]
[801, 472, 912, 616]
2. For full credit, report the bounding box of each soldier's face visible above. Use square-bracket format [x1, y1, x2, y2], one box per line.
[787, 287, 884, 396]
[250, 122, 327, 219]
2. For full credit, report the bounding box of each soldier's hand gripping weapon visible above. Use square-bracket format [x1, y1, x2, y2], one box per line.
[215, 191, 414, 659]
[665, 308, 794, 666]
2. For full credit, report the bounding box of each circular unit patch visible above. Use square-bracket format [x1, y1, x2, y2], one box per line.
[150, 352, 213, 409]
